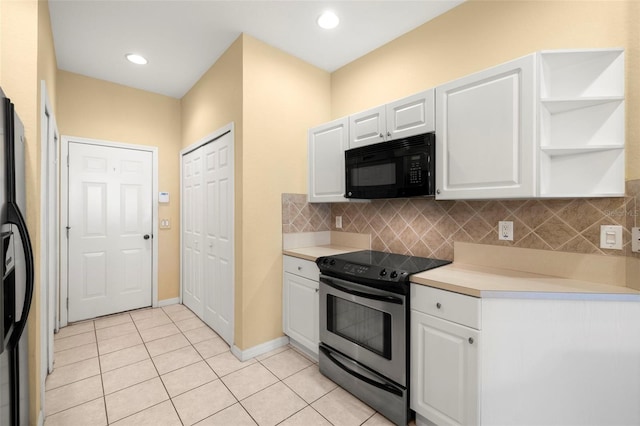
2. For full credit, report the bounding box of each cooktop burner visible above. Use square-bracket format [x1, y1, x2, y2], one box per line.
[316, 250, 451, 293]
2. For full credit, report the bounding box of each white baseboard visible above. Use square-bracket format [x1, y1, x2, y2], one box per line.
[231, 336, 290, 362]
[158, 297, 180, 307]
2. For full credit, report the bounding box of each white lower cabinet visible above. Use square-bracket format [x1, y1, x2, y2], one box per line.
[283, 256, 319, 356]
[411, 286, 480, 426]
[411, 283, 640, 426]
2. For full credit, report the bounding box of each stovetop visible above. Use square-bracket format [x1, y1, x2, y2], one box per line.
[316, 250, 451, 293]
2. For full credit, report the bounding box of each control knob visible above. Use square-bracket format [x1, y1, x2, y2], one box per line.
[379, 269, 387, 277]
[390, 271, 398, 279]
[329, 259, 336, 266]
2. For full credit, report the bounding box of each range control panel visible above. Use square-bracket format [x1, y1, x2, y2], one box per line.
[317, 257, 409, 283]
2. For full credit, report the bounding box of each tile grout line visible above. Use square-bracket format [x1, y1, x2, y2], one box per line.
[267, 368, 335, 426]
[252, 348, 337, 425]
[44, 319, 104, 420]
[48, 305, 390, 426]
[95, 315, 111, 425]
[128, 307, 184, 426]
[168, 306, 246, 425]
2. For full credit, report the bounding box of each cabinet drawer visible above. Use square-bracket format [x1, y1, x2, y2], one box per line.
[283, 255, 320, 281]
[411, 284, 481, 330]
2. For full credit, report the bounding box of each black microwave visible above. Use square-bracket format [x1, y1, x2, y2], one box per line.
[345, 132, 435, 199]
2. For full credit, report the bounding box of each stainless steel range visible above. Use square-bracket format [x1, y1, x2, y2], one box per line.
[316, 250, 450, 426]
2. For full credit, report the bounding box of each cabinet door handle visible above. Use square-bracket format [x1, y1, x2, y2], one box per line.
[378, 133, 384, 138]
[387, 131, 391, 137]
[436, 189, 441, 195]
[468, 337, 474, 344]
[436, 302, 441, 309]
[297, 266, 302, 271]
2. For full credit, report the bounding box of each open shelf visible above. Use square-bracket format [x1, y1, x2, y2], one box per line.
[539, 98, 624, 148]
[539, 49, 624, 98]
[540, 145, 624, 156]
[539, 148, 625, 197]
[537, 49, 624, 198]
[540, 97, 624, 113]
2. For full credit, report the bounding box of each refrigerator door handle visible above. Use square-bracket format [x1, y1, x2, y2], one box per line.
[6, 201, 33, 351]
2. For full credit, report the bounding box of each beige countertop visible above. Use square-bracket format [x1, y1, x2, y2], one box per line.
[283, 241, 640, 301]
[283, 245, 361, 262]
[411, 263, 640, 300]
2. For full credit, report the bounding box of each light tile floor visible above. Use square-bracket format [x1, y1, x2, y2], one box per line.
[44, 304, 397, 426]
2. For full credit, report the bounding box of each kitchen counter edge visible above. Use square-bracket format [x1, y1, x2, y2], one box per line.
[283, 245, 361, 262]
[411, 263, 640, 301]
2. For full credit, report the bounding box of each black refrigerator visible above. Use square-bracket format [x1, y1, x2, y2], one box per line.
[0, 87, 35, 426]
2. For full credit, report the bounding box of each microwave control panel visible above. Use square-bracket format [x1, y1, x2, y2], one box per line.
[407, 154, 424, 185]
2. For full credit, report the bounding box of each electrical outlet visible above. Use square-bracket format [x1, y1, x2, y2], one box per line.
[632, 227, 640, 253]
[498, 221, 513, 241]
[335, 216, 342, 229]
[160, 219, 171, 229]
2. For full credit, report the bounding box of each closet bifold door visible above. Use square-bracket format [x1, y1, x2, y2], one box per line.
[181, 129, 235, 346]
[182, 147, 205, 317]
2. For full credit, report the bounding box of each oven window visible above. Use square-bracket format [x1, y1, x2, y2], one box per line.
[326, 294, 392, 359]
[351, 163, 396, 187]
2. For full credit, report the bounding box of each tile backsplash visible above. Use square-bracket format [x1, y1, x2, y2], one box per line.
[282, 193, 331, 233]
[283, 180, 640, 261]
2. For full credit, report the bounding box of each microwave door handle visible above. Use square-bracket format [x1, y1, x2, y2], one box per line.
[320, 276, 403, 305]
[320, 346, 403, 397]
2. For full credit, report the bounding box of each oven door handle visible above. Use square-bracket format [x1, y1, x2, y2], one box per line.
[320, 276, 403, 305]
[320, 346, 403, 397]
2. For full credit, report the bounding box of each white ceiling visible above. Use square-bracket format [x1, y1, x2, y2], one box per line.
[49, 0, 464, 99]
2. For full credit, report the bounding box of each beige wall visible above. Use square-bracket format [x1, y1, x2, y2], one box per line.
[181, 34, 330, 350]
[330, 0, 640, 180]
[181, 37, 244, 149]
[180, 36, 246, 347]
[56, 71, 182, 301]
[240, 35, 330, 349]
[1, 0, 59, 421]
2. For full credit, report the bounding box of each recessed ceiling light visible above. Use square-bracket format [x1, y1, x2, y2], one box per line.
[317, 11, 339, 29]
[125, 53, 148, 65]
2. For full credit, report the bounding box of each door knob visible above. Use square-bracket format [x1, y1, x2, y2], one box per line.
[143, 234, 151, 240]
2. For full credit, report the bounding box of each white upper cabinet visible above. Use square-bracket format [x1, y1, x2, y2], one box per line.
[435, 54, 536, 200]
[386, 89, 435, 141]
[349, 105, 386, 149]
[308, 118, 349, 203]
[349, 90, 435, 149]
[538, 49, 624, 197]
[436, 48, 625, 200]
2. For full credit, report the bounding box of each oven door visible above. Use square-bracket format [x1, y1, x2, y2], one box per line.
[319, 274, 406, 386]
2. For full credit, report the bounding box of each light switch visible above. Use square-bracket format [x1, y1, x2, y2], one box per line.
[159, 192, 170, 203]
[600, 225, 622, 250]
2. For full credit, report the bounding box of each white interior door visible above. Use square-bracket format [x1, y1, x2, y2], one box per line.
[67, 142, 153, 322]
[182, 127, 234, 345]
[182, 148, 204, 315]
[47, 125, 59, 373]
[202, 133, 233, 344]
